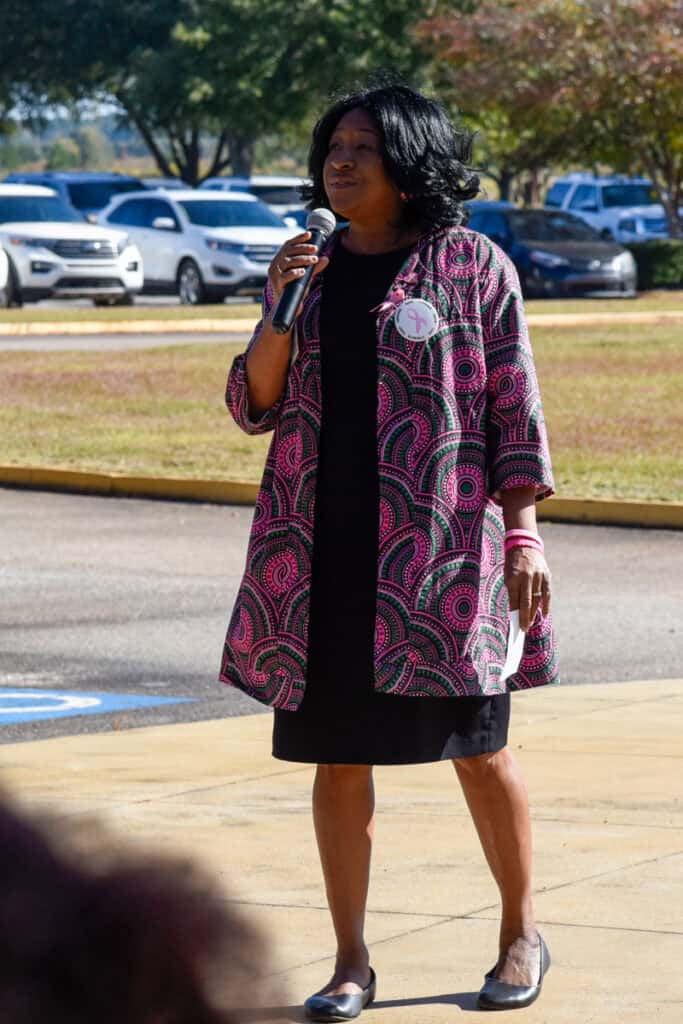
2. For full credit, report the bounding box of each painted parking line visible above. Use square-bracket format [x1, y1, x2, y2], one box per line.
[0, 689, 194, 724]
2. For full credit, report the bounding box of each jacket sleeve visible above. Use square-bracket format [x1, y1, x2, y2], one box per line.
[225, 281, 286, 435]
[480, 241, 555, 503]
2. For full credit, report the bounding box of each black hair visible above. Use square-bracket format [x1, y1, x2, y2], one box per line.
[0, 795, 279, 1023]
[303, 83, 480, 232]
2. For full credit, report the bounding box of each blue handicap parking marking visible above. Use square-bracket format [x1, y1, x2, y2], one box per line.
[0, 689, 195, 724]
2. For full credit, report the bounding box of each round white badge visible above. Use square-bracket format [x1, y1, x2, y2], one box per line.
[394, 298, 440, 342]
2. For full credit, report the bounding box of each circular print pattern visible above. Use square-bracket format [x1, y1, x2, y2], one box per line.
[441, 582, 479, 632]
[276, 434, 302, 479]
[437, 244, 477, 278]
[263, 549, 299, 597]
[443, 462, 485, 512]
[489, 363, 529, 410]
[452, 345, 486, 395]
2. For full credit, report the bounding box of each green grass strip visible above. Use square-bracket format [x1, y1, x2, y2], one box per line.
[1, 322, 681, 501]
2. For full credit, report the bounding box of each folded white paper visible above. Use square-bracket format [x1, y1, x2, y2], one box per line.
[500, 609, 526, 683]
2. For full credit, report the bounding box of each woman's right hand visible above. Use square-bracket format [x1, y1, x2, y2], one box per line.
[267, 231, 329, 302]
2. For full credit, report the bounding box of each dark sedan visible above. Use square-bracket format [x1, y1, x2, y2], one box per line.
[466, 205, 637, 297]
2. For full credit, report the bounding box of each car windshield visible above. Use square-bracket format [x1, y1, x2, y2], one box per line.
[507, 211, 602, 242]
[67, 181, 144, 211]
[0, 195, 83, 223]
[179, 198, 285, 228]
[602, 184, 657, 208]
[250, 185, 303, 205]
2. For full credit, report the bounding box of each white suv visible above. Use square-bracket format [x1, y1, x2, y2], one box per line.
[99, 189, 298, 304]
[0, 185, 143, 307]
[0, 245, 8, 305]
[544, 174, 674, 243]
[198, 175, 306, 217]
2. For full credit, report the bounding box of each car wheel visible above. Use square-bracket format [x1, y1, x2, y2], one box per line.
[1, 261, 22, 307]
[177, 259, 205, 305]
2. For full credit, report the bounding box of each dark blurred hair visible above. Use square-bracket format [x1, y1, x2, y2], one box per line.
[303, 83, 480, 231]
[0, 796, 276, 1024]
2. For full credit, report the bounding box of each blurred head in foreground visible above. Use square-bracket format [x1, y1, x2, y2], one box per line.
[0, 795, 276, 1023]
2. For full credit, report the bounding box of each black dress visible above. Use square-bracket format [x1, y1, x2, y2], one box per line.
[272, 240, 510, 765]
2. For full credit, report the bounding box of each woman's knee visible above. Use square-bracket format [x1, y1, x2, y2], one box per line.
[315, 764, 373, 789]
[452, 745, 511, 779]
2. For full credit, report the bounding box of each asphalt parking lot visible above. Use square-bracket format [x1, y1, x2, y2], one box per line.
[2, 487, 681, 745]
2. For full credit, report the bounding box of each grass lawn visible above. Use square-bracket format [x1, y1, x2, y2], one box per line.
[1, 322, 681, 501]
[524, 289, 683, 316]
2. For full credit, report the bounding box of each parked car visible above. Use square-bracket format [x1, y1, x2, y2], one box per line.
[142, 177, 188, 190]
[543, 173, 675, 243]
[0, 244, 9, 305]
[0, 185, 143, 307]
[198, 175, 306, 216]
[280, 205, 309, 229]
[98, 188, 298, 304]
[3, 171, 148, 220]
[467, 205, 637, 297]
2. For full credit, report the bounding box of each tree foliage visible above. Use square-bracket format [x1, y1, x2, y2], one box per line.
[421, 0, 683, 232]
[1, 0, 433, 183]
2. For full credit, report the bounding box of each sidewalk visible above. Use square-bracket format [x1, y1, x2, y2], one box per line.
[1, 677, 682, 1021]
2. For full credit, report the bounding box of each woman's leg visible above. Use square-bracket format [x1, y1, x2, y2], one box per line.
[452, 745, 541, 985]
[311, 763, 375, 996]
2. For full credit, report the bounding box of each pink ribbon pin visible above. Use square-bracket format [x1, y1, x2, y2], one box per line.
[371, 286, 406, 315]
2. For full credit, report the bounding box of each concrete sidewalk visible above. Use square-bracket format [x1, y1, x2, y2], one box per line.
[1, 677, 682, 1021]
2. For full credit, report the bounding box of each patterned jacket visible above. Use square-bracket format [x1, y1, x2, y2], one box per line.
[220, 226, 559, 709]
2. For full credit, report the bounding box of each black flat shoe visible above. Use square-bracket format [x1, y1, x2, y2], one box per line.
[477, 933, 550, 1011]
[304, 967, 376, 1022]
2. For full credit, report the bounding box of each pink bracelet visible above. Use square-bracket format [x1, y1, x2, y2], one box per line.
[505, 529, 540, 540]
[505, 539, 544, 554]
[504, 529, 544, 554]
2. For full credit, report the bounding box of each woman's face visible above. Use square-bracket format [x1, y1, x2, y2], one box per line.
[323, 107, 403, 224]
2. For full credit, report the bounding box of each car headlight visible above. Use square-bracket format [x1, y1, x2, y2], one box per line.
[9, 236, 55, 250]
[612, 251, 636, 271]
[529, 249, 569, 268]
[115, 235, 130, 254]
[205, 237, 245, 253]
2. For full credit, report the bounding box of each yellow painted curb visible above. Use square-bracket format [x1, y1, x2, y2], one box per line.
[2, 465, 682, 528]
[0, 466, 258, 505]
[537, 496, 683, 529]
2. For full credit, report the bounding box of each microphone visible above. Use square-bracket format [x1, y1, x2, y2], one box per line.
[271, 208, 337, 334]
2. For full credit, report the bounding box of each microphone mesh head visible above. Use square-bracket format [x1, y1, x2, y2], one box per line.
[306, 208, 337, 239]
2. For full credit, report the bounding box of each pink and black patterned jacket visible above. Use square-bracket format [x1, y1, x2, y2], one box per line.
[220, 226, 559, 709]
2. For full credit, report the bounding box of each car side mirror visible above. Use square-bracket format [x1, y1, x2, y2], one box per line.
[85, 213, 98, 224]
[283, 216, 298, 228]
[577, 201, 598, 212]
[152, 216, 178, 231]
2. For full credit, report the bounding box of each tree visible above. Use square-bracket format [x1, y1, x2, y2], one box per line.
[45, 136, 81, 170]
[74, 125, 115, 170]
[0, 0, 434, 184]
[421, 0, 683, 234]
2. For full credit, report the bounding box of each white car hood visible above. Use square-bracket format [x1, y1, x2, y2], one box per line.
[612, 204, 666, 218]
[0, 221, 128, 242]
[198, 226, 297, 245]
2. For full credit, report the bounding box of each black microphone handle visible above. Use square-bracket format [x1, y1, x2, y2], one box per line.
[271, 227, 327, 335]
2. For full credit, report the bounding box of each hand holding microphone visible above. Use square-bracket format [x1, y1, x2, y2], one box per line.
[269, 208, 336, 334]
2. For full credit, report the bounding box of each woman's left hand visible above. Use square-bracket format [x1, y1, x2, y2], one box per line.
[504, 547, 552, 631]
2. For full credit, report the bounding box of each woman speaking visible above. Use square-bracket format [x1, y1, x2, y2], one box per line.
[220, 84, 558, 1018]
